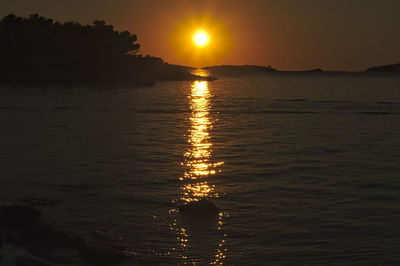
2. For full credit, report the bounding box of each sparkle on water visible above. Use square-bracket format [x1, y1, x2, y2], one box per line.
[181, 80, 224, 200]
[169, 80, 226, 264]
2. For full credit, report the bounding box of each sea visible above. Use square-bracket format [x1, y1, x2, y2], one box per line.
[1, 74, 400, 265]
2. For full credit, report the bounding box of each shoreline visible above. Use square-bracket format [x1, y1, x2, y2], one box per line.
[0, 205, 137, 266]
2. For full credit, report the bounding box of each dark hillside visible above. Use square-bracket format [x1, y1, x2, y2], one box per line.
[0, 14, 197, 86]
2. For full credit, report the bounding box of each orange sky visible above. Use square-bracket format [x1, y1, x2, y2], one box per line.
[1, 0, 400, 70]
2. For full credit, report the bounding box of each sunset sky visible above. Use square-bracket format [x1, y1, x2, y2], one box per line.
[1, 0, 400, 70]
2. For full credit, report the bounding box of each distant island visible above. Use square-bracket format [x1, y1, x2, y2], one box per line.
[204, 64, 400, 77]
[0, 14, 210, 87]
[204, 65, 324, 77]
[366, 63, 400, 73]
[204, 65, 277, 76]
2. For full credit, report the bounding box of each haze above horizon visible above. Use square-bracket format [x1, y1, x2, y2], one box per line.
[1, 0, 400, 71]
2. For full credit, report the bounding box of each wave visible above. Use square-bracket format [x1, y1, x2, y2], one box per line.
[244, 110, 317, 114]
[317, 100, 353, 104]
[358, 111, 395, 115]
[275, 98, 308, 102]
[127, 108, 189, 114]
[0, 106, 82, 112]
[376, 101, 400, 105]
[51, 106, 81, 111]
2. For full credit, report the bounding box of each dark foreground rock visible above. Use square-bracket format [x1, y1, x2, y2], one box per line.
[179, 199, 219, 217]
[0, 205, 133, 265]
[15, 256, 51, 266]
[0, 205, 41, 229]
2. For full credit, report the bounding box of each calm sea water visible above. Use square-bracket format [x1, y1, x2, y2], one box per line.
[1, 75, 400, 265]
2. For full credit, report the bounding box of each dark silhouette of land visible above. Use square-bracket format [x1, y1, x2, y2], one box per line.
[366, 63, 400, 73]
[204, 65, 277, 76]
[0, 14, 208, 87]
[204, 65, 327, 77]
[204, 64, 400, 77]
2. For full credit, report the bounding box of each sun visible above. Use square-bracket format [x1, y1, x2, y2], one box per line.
[170, 16, 232, 66]
[193, 30, 209, 48]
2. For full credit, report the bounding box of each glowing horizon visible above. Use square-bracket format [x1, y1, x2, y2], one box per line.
[2, 0, 400, 70]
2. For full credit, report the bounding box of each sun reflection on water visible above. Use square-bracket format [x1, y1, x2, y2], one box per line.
[181, 80, 224, 201]
[168, 79, 227, 265]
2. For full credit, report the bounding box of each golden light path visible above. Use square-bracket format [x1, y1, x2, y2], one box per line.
[168, 78, 227, 264]
[181, 80, 223, 186]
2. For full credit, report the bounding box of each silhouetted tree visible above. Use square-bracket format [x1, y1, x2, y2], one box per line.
[0, 14, 194, 86]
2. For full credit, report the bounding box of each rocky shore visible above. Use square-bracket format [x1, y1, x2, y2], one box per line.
[0, 205, 135, 266]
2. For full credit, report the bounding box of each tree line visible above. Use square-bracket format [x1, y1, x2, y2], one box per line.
[0, 14, 194, 86]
